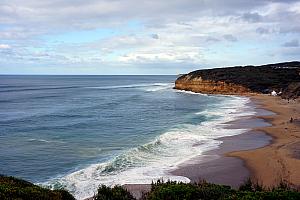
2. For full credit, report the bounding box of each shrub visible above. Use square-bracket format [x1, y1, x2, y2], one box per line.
[94, 185, 135, 200]
[143, 180, 233, 200]
[0, 175, 75, 200]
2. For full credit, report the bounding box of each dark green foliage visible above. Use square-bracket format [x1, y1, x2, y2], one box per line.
[233, 179, 300, 199]
[141, 179, 300, 200]
[0, 175, 75, 200]
[94, 185, 135, 200]
[239, 178, 254, 192]
[145, 181, 202, 200]
[227, 190, 300, 200]
[144, 180, 233, 200]
[1, 175, 300, 200]
[54, 189, 76, 200]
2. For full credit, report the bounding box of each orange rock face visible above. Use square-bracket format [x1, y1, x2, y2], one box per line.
[175, 75, 252, 95]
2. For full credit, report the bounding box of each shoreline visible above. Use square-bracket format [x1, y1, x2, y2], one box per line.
[171, 94, 300, 189]
[170, 96, 273, 187]
[121, 95, 275, 199]
[86, 94, 300, 199]
[229, 94, 300, 188]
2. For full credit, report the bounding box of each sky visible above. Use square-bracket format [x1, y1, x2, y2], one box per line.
[0, 0, 300, 75]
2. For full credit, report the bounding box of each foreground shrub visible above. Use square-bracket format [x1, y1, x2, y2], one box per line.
[2, 175, 300, 200]
[0, 175, 75, 200]
[141, 179, 300, 200]
[143, 180, 233, 200]
[238, 178, 264, 192]
[94, 185, 135, 200]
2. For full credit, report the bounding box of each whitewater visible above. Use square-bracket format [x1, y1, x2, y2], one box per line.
[0, 75, 256, 200]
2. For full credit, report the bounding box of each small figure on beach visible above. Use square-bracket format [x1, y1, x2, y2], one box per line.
[290, 117, 294, 123]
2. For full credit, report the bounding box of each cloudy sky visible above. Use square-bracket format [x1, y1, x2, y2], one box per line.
[0, 0, 300, 74]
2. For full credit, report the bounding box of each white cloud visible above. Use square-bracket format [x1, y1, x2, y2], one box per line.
[283, 39, 299, 47]
[0, 0, 300, 74]
[0, 44, 11, 49]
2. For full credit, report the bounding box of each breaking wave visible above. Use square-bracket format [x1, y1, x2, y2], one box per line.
[45, 95, 254, 199]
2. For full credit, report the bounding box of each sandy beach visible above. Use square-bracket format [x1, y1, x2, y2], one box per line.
[89, 94, 300, 199]
[170, 97, 273, 186]
[122, 95, 280, 199]
[172, 94, 300, 190]
[229, 94, 300, 188]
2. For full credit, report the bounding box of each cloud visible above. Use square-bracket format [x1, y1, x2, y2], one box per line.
[0, 0, 300, 74]
[151, 34, 159, 39]
[206, 37, 220, 42]
[0, 44, 11, 49]
[282, 39, 299, 47]
[256, 27, 270, 34]
[223, 34, 238, 42]
[241, 12, 263, 23]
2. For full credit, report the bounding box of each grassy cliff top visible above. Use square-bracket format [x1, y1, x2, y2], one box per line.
[177, 61, 300, 95]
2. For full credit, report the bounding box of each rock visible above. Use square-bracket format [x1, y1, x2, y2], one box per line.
[175, 61, 300, 97]
[281, 82, 300, 99]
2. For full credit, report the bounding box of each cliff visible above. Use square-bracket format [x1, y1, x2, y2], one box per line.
[175, 61, 300, 98]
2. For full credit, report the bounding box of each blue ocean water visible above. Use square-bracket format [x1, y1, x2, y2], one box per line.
[0, 75, 254, 199]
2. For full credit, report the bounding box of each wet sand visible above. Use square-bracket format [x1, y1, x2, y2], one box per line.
[122, 98, 274, 199]
[171, 113, 272, 187]
[172, 95, 300, 189]
[229, 95, 300, 188]
[87, 95, 300, 199]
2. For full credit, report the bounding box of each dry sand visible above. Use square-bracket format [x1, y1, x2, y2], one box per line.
[229, 94, 300, 188]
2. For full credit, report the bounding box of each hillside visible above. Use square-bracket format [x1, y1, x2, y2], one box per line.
[0, 175, 75, 200]
[175, 61, 300, 98]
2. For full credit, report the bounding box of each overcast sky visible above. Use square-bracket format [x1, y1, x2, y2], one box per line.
[0, 0, 300, 74]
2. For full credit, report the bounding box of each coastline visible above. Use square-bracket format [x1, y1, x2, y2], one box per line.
[121, 95, 276, 199]
[170, 96, 273, 187]
[171, 94, 300, 189]
[86, 94, 300, 199]
[229, 94, 300, 188]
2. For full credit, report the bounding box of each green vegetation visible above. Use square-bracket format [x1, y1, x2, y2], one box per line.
[0, 175, 75, 200]
[143, 180, 233, 200]
[94, 185, 135, 200]
[96, 179, 300, 200]
[1, 175, 300, 200]
[177, 61, 300, 97]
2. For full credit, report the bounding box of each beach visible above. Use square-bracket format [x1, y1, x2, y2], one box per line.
[121, 94, 290, 199]
[229, 95, 300, 188]
[86, 94, 300, 200]
[172, 94, 300, 190]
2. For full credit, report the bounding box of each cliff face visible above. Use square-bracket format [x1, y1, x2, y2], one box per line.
[175, 76, 252, 95]
[175, 61, 300, 97]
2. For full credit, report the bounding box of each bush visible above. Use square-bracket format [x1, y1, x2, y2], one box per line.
[94, 185, 135, 200]
[2, 175, 300, 200]
[0, 175, 75, 200]
[143, 180, 233, 200]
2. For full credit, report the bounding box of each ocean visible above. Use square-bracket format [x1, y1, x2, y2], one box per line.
[0, 75, 255, 199]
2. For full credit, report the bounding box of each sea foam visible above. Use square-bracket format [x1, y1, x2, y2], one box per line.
[46, 94, 254, 200]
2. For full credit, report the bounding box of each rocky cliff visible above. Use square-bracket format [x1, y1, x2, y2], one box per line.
[175, 61, 300, 98]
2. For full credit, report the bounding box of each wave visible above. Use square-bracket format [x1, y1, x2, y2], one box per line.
[86, 83, 173, 92]
[27, 138, 65, 144]
[175, 89, 208, 96]
[0, 86, 79, 93]
[45, 96, 254, 200]
[28, 138, 51, 143]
